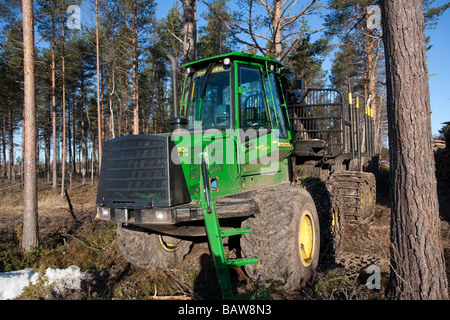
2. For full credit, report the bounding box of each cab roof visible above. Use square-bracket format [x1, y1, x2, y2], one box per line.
[182, 52, 284, 70]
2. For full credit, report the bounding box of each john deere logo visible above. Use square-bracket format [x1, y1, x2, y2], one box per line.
[177, 146, 188, 157]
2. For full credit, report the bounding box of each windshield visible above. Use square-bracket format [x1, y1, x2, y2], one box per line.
[186, 65, 231, 131]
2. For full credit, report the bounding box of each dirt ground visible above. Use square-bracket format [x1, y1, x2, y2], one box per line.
[0, 175, 449, 300]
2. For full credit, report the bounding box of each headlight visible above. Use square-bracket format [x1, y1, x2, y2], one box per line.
[97, 207, 110, 219]
[155, 210, 169, 221]
[142, 209, 173, 224]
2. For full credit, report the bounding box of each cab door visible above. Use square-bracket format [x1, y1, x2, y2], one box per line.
[263, 70, 293, 162]
[236, 63, 276, 177]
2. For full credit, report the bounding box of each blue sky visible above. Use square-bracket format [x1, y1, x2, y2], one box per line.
[154, 0, 450, 136]
[426, 2, 450, 136]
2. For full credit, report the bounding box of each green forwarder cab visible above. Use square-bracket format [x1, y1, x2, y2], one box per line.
[96, 52, 376, 298]
[176, 52, 293, 199]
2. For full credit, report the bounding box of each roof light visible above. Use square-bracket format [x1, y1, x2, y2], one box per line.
[223, 58, 231, 66]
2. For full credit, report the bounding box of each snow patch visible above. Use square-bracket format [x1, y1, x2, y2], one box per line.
[0, 265, 84, 300]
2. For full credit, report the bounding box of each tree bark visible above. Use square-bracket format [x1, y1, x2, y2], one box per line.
[51, 4, 57, 189]
[2, 115, 6, 178]
[273, 0, 282, 61]
[96, 0, 103, 168]
[7, 103, 13, 182]
[182, 0, 197, 63]
[381, 0, 448, 299]
[132, 0, 139, 134]
[60, 2, 66, 198]
[22, 0, 38, 252]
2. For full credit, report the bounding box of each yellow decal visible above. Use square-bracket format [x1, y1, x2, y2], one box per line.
[278, 142, 291, 148]
[195, 66, 225, 77]
[255, 145, 270, 151]
[177, 146, 188, 157]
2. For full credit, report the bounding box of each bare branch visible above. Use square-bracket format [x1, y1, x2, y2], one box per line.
[167, 29, 183, 44]
[198, 0, 267, 53]
[255, 0, 272, 14]
[247, 0, 267, 55]
[281, 0, 317, 29]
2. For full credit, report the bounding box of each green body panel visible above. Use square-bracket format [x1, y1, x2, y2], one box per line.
[173, 130, 291, 200]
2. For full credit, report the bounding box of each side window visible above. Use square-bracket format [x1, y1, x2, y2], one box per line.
[264, 72, 288, 138]
[239, 66, 269, 128]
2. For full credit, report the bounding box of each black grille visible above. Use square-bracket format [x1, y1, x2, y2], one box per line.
[96, 134, 190, 208]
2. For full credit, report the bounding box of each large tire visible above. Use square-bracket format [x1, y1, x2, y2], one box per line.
[240, 183, 320, 291]
[299, 177, 344, 262]
[328, 171, 376, 224]
[116, 224, 193, 269]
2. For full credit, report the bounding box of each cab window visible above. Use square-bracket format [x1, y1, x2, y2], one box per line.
[187, 65, 231, 130]
[264, 72, 288, 138]
[238, 65, 270, 129]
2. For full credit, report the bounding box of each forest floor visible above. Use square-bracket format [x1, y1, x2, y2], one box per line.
[0, 169, 449, 300]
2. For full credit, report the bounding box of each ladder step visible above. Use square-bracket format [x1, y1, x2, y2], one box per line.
[220, 226, 251, 238]
[226, 256, 258, 268]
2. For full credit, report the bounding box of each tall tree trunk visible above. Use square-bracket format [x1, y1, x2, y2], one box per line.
[273, 0, 282, 61]
[362, 11, 382, 154]
[21, 108, 25, 184]
[52, 41, 57, 189]
[51, 3, 58, 189]
[70, 97, 76, 175]
[96, 0, 103, 169]
[22, 0, 38, 252]
[381, 0, 448, 300]
[7, 103, 13, 183]
[45, 100, 51, 181]
[132, 0, 139, 134]
[182, 0, 197, 63]
[81, 75, 87, 182]
[2, 115, 6, 178]
[60, 2, 66, 197]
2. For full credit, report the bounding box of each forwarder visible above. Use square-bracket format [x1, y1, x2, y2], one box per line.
[96, 52, 376, 298]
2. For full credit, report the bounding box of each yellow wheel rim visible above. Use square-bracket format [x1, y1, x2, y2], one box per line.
[299, 211, 314, 267]
[158, 235, 181, 252]
[331, 210, 337, 236]
[360, 189, 364, 211]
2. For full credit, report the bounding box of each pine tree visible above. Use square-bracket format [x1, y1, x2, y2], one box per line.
[198, 0, 235, 59]
[381, 0, 448, 299]
[22, 0, 39, 252]
[0, 20, 24, 183]
[201, 0, 320, 60]
[286, 18, 330, 88]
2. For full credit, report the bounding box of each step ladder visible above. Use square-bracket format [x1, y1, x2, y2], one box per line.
[200, 155, 258, 299]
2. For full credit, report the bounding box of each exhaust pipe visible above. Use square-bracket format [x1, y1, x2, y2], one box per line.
[167, 54, 187, 131]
